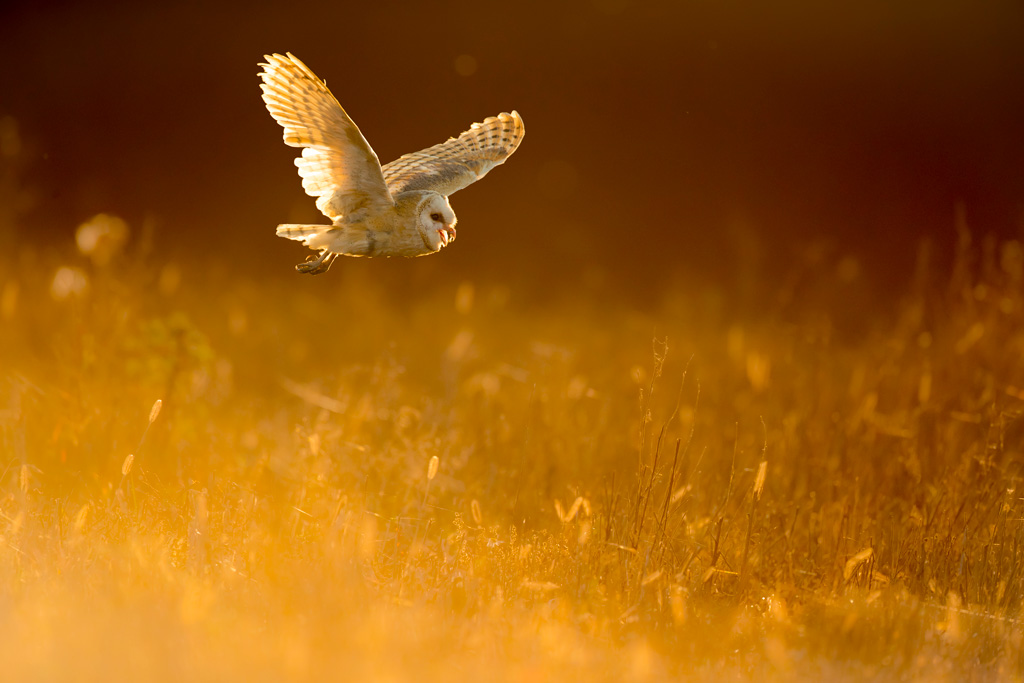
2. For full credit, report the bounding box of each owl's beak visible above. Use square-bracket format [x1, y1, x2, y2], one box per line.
[438, 226, 456, 247]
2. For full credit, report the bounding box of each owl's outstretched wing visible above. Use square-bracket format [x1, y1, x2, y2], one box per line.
[382, 111, 524, 197]
[259, 53, 393, 220]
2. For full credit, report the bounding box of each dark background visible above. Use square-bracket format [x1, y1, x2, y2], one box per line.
[2, 0, 1023, 300]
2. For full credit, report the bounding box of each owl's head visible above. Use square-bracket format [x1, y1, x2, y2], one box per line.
[418, 194, 457, 252]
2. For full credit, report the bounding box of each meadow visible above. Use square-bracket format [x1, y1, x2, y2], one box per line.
[2, 205, 1023, 681]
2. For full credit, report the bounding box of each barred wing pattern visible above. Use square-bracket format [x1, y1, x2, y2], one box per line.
[259, 53, 393, 220]
[382, 111, 525, 197]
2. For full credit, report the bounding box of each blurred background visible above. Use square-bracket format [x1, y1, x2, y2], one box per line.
[1, 0, 1022, 304]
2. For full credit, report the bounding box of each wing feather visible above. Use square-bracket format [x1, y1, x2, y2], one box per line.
[382, 111, 525, 197]
[259, 53, 393, 220]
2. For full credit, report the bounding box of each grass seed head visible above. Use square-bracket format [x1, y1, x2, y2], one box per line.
[427, 455, 439, 481]
[753, 461, 767, 500]
[471, 499, 482, 526]
[564, 496, 584, 522]
[641, 569, 663, 586]
[148, 399, 162, 424]
[844, 547, 874, 581]
[73, 504, 90, 532]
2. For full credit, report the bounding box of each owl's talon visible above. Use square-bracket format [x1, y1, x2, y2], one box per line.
[296, 251, 337, 275]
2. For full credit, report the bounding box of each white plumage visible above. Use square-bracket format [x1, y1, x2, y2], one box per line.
[258, 52, 525, 274]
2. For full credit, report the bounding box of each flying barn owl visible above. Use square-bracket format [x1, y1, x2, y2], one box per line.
[258, 53, 525, 274]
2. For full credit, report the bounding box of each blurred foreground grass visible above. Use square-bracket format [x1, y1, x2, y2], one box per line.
[1, 215, 1024, 681]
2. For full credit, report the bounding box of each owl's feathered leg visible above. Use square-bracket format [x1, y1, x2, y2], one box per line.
[296, 250, 338, 275]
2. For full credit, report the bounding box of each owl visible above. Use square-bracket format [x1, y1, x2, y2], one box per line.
[258, 52, 525, 274]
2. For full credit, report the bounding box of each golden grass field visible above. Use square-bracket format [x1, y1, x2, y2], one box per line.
[3, 200, 1024, 681]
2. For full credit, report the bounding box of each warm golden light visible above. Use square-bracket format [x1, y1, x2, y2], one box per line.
[8, 239, 1022, 673]
[3, 2, 1023, 678]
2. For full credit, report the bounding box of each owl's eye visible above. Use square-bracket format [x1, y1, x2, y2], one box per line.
[430, 212, 442, 222]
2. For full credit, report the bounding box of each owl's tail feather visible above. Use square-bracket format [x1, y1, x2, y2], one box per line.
[276, 224, 335, 248]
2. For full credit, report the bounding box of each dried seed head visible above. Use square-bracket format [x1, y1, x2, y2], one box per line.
[471, 499, 483, 526]
[121, 454, 135, 477]
[521, 580, 560, 592]
[670, 484, 692, 504]
[427, 455, 439, 481]
[641, 569, 663, 586]
[149, 399, 163, 424]
[74, 504, 91, 532]
[753, 460, 768, 501]
[564, 496, 584, 523]
[19, 464, 28, 494]
[843, 547, 874, 581]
